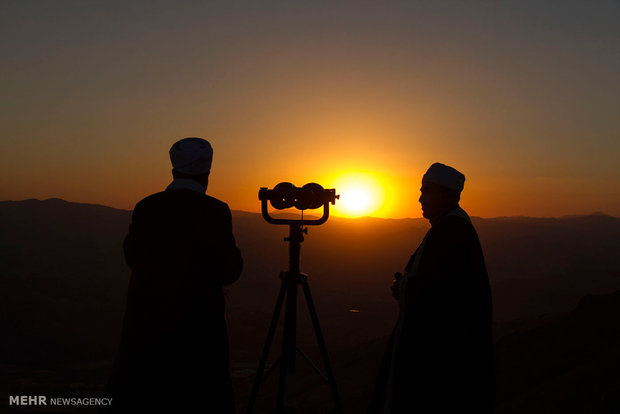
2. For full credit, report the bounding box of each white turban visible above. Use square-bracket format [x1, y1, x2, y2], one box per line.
[422, 162, 465, 193]
[169, 137, 213, 175]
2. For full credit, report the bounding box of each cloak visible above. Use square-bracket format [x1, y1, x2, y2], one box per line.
[373, 207, 495, 413]
[105, 188, 243, 413]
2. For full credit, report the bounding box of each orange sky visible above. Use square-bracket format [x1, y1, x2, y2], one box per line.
[1, 2, 619, 218]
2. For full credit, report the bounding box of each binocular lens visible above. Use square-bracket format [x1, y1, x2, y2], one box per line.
[296, 183, 324, 210]
[270, 182, 296, 210]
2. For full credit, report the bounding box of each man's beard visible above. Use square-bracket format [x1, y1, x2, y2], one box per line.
[421, 208, 431, 219]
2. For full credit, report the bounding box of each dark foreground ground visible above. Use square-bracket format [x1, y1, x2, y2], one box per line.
[4, 289, 620, 414]
[2, 199, 620, 413]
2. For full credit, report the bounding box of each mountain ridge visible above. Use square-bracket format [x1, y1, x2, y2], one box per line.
[2, 197, 617, 221]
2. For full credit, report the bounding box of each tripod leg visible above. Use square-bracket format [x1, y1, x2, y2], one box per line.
[301, 280, 345, 414]
[246, 280, 287, 414]
[276, 277, 298, 413]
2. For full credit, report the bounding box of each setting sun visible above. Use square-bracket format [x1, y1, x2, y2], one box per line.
[329, 172, 385, 218]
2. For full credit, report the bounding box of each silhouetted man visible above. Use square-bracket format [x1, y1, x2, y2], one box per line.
[371, 162, 495, 413]
[105, 137, 243, 413]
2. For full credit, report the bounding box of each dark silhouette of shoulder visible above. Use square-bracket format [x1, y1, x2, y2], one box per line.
[129, 189, 235, 234]
[124, 188, 242, 285]
[431, 214, 477, 241]
[135, 189, 231, 216]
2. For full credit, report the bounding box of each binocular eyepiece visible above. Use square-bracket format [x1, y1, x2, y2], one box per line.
[259, 182, 338, 211]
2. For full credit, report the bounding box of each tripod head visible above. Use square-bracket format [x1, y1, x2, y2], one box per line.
[258, 183, 339, 226]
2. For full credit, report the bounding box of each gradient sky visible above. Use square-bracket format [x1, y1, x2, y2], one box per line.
[2, 1, 619, 218]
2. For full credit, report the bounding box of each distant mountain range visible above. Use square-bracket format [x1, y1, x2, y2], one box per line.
[1, 198, 619, 413]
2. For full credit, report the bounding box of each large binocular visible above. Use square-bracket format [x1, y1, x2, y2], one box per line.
[259, 182, 338, 210]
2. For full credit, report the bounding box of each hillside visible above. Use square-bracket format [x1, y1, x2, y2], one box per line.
[1, 198, 619, 413]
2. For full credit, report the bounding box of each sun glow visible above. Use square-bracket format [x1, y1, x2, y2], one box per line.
[330, 172, 385, 218]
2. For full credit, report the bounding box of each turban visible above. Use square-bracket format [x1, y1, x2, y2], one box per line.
[422, 162, 465, 193]
[169, 137, 213, 175]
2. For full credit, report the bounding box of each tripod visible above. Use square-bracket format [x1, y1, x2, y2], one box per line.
[245, 221, 344, 414]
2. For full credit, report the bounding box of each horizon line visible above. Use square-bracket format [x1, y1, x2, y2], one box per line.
[1, 197, 617, 221]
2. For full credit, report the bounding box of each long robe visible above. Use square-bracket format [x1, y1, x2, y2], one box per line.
[105, 187, 243, 413]
[373, 207, 495, 414]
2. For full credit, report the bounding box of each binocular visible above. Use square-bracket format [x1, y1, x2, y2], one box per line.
[259, 182, 338, 211]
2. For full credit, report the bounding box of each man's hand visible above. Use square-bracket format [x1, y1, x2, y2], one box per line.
[391, 272, 403, 301]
